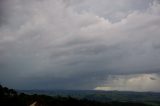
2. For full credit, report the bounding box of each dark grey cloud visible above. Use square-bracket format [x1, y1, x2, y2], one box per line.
[0, 0, 160, 91]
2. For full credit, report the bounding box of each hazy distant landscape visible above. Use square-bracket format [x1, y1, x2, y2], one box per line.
[19, 89, 160, 102]
[1, 85, 160, 106]
[19, 89, 160, 105]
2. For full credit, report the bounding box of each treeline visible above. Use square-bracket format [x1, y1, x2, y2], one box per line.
[0, 85, 152, 106]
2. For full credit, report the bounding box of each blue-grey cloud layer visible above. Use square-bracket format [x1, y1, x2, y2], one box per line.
[0, 0, 160, 91]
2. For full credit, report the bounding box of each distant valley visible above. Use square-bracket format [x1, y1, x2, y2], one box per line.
[18, 90, 160, 105]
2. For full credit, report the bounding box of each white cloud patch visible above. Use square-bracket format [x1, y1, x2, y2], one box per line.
[0, 0, 160, 90]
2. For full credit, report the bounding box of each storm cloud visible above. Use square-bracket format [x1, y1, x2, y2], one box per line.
[0, 0, 160, 91]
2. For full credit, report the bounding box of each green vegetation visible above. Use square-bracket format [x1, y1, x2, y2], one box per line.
[0, 85, 159, 106]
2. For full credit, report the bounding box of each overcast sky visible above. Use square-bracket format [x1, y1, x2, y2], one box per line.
[0, 0, 160, 91]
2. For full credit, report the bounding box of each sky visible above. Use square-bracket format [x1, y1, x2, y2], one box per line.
[0, 0, 160, 92]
